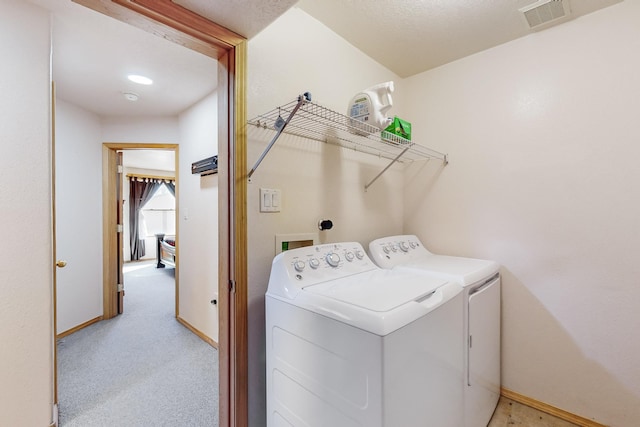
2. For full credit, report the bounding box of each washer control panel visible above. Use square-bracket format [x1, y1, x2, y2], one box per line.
[268, 242, 377, 298]
[368, 234, 430, 269]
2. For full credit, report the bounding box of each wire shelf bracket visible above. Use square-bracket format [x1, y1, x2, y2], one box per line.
[247, 92, 448, 189]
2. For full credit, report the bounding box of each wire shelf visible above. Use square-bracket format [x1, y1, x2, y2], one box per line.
[247, 93, 448, 188]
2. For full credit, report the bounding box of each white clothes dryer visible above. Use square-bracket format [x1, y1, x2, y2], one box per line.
[265, 242, 463, 427]
[369, 235, 501, 427]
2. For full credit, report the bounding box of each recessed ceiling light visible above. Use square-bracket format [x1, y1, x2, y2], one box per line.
[127, 74, 153, 85]
[123, 92, 139, 101]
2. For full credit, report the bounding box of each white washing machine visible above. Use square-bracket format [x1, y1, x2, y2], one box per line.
[265, 242, 463, 427]
[369, 235, 501, 427]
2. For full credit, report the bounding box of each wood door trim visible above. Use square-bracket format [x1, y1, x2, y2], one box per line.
[102, 143, 179, 320]
[177, 316, 219, 349]
[114, 0, 244, 49]
[75, 3, 248, 426]
[56, 316, 103, 339]
[51, 82, 58, 410]
[73, 0, 242, 59]
[102, 146, 119, 318]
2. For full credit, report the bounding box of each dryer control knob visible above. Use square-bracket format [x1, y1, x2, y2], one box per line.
[309, 258, 320, 269]
[326, 252, 340, 267]
[399, 241, 410, 252]
[293, 260, 306, 272]
[355, 250, 364, 260]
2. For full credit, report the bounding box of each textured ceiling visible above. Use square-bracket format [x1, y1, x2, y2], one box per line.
[297, 0, 624, 77]
[37, 0, 219, 117]
[175, 0, 298, 39]
[29, 0, 624, 118]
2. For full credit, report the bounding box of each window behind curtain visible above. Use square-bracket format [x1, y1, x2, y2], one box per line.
[140, 184, 176, 237]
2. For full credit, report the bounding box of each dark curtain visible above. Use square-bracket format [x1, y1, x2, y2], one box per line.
[129, 179, 162, 260]
[164, 180, 175, 197]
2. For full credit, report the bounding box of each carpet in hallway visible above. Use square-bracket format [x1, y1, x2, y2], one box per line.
[57, 262, 218, 426]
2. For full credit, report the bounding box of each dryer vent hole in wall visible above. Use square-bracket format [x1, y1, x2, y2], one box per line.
[318, 219, 333, 231]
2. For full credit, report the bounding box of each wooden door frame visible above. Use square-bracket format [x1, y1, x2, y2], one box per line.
[70, 1, 248, 426]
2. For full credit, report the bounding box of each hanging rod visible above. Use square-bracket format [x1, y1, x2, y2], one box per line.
[126, 173, 175, 182]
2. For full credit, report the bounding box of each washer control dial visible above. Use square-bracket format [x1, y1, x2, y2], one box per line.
[293, 260, 306, 272]
[355, 250, 364, 260]
[383, 245, 391, 254]
[326, 252, 341, 267]
[390, 244, 398, 252]
[309, 258, 320, 269]
[399, 241, 410, 252]
[345, 251, 355, 262]
[409, 241, 417, 249]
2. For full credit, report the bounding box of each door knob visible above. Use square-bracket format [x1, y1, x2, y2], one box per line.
[56, 260, 67, 268]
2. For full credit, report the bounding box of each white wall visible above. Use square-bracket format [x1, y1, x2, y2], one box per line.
[55, 99, 103, 334]
[0, 1, 54, 425]
[54, 107, 180, 334]
[56, 99, 220, 344]
[101, 116, 179, 143]
[402, 2, 640, 425]
[247, 8, 404, 425]
[178, 91, 219, 342]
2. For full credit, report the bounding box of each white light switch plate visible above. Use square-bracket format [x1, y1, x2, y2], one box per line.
[260, 188, 281, 212]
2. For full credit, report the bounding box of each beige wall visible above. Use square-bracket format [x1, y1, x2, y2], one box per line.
[6, 1, 638, 425]
[55, 102, 180, 333]
[246, 7, 405, 425]
[178, 91, 219, 342]
[402, 2, 640, 425]
[0, 0, 54, 425]
[56, 101, 220, 343]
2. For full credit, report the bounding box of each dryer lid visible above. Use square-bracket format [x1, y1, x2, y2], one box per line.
[401, 255, 499, 287]
[304, 268, 447, 312]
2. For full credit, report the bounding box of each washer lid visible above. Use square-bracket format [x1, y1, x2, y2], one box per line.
[305, 268, 447, 312]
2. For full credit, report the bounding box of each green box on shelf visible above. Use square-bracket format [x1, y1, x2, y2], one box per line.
[384, 116, 412, 141]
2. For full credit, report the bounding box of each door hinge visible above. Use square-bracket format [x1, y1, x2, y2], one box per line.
[117, 224, 123, 233]
[469, 335, 473, 348]
[117, 283, 124, 292]
[52, 403, 59, 426]
[229, 279, 235, 292]
[117, 165, 123, 174]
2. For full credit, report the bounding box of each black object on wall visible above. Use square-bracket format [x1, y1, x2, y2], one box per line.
[192, 155, 218, 176]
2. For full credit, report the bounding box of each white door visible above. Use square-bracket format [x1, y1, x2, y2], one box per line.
[467, 278, 501, 425]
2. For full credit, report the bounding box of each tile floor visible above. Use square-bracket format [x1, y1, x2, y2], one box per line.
[488, 397, 580, 426]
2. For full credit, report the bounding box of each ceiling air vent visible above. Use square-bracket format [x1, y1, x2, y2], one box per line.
[520, 0, 571, 30]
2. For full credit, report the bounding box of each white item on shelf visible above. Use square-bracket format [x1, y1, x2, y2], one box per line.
[347, 81, 394, 134]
